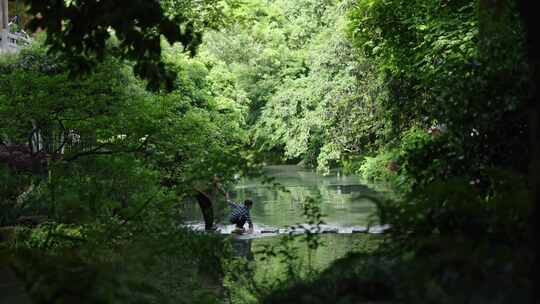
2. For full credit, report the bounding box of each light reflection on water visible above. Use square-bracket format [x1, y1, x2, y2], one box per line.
[181, 165, 379, 228]
[230, 233, 383, 286]
[181, 165, 382, 275]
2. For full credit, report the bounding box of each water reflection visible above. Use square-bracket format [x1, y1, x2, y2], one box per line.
[234, 165, 378, 228]
[246, 234, 381, 281]
[181, 165, 378, 228]
[231, 238, 254, 261]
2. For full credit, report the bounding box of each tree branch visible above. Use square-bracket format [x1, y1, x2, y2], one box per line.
[106, 194, 157, 240]
[64, 136, 149, 162]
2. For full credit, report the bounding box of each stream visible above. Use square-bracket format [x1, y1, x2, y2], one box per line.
[182, 165, 379, 228]
[181, 165, 382, 271]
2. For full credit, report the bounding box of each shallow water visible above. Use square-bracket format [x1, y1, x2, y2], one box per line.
[182, 165, 379, 229]
[230, 233, 381, 265]
[227, 233, 383, 302]
[182, 165, 383, 293]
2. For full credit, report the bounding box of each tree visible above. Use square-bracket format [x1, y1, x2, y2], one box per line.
[22, 0, 233, 90]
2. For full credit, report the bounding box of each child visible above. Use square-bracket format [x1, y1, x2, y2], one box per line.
[215, 182, 254, 234]
[227, 197, 254, 234]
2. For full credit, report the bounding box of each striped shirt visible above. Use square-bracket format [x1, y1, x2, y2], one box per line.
[228, 200, 252, 226]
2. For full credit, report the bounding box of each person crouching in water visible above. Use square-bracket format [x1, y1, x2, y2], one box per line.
[229, 197, 254, 234]
[221, 191, 254, 234]
[214, 180, 254, 234]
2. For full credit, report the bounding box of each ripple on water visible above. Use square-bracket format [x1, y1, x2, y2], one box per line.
[181, 165, 381, 228]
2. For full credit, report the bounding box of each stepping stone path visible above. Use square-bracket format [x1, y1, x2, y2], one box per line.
[181, 222, 390, 237]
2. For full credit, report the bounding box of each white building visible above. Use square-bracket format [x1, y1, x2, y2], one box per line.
[0, 0, 31, 53]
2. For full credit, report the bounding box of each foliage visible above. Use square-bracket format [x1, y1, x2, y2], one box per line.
[21, 0, 235, 90]
[358, 150, 399, 185]
[1, 0, 535, 302]
[261, 234, 532, 303]
[212, 1, 534, 302]
[161, 0, 241, 31]
[261, 251, 396, 304]
[250, 0, 377, 170]
[8, 214, 231, 303]
[374, 169, 531, 244]
[348, 0, 529, 184]
[0, 39, 252, 302]
[197, 0, 529, 179]
[358, 127, 466, 195]
[0, 163, 39, 226]
[373, 170, 532, 303]
[258, 172, 532, 303]
[200, 0, 384, 171]
[342, 1, 533, 302]
[0, 40, 252, 217]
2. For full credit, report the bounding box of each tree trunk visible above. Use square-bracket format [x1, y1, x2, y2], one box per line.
[0, 0, 8, 30]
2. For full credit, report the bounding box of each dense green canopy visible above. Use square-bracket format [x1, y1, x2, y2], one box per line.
[0, 0, 535, 302]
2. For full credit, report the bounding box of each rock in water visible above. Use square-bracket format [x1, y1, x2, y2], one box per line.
[368, 224, 391, 234]
[260, 229, 279, 234]
[322, 227, 339, 233]
[352, 226, 368, 233]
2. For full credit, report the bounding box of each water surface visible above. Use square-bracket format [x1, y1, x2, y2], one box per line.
[182, 165, 383, 293]
[182, 165, 378, 228]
